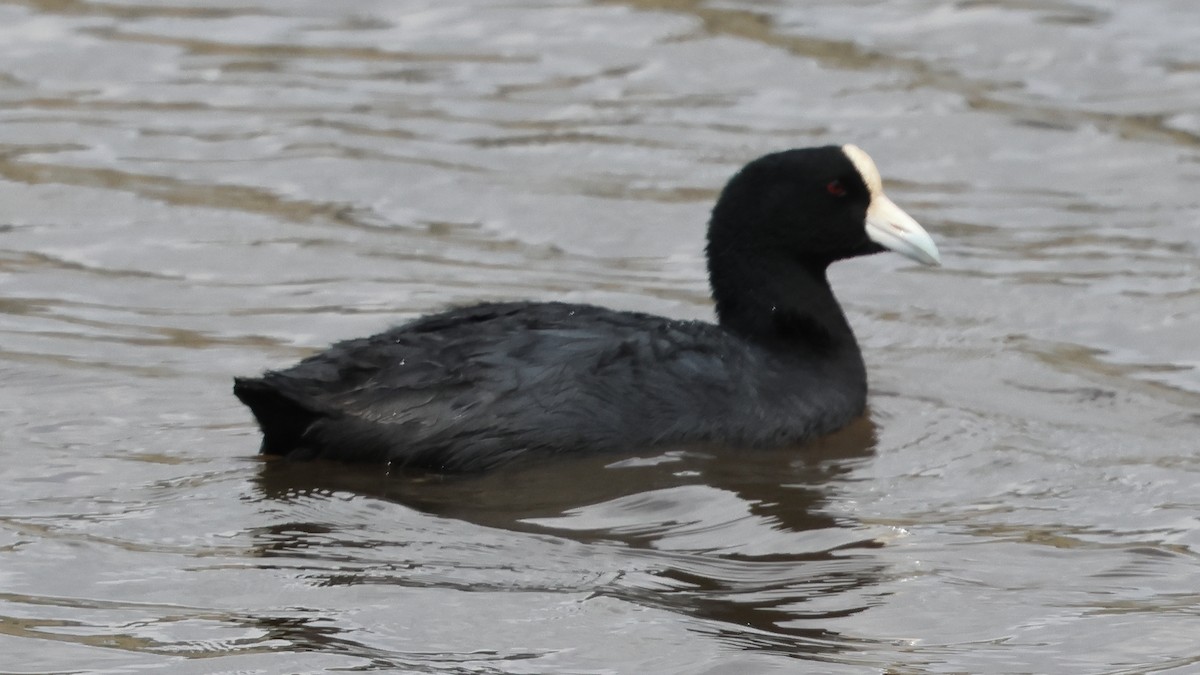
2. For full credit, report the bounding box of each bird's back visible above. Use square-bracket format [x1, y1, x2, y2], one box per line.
[234, 301, 864, 471]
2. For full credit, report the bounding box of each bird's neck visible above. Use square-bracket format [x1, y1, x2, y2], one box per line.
[708, 247, 862, 364]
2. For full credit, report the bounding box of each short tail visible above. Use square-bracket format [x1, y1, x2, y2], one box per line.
[233, 377, 323, 456]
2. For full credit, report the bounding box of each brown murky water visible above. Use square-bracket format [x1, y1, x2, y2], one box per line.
[3, 0, 1200, 672]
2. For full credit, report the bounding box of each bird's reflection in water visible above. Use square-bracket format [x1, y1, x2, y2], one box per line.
[252, 414, 888, 657]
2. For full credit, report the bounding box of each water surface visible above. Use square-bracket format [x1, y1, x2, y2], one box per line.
[2, 0, 1199, 672]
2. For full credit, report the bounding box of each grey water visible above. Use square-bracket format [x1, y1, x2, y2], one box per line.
[2, 0, 1199, 672]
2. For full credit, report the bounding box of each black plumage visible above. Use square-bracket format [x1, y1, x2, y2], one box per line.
[234, 145, 940, 471]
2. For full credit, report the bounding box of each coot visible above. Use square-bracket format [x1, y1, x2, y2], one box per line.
[235, 145, 940, 471]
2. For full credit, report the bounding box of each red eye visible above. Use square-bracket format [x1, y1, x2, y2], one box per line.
[826, 180, 847, 197]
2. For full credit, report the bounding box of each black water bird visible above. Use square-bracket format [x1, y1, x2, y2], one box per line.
[234, 145, 940, 471]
